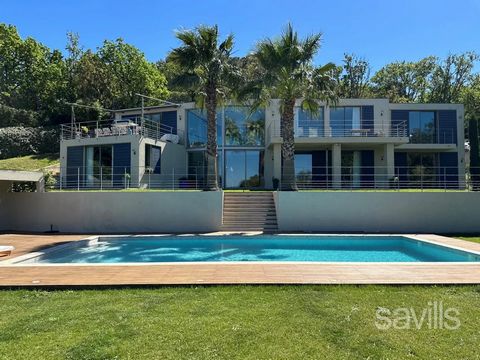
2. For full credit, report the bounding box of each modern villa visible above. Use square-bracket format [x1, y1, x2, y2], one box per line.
[59, 99, 465, 190]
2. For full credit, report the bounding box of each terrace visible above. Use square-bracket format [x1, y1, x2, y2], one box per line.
[267, 119, 457, 146]
[60, 116, 183, 144]
[267, 119, 409, 145]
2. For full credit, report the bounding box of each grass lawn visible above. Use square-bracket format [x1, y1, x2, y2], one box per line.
[0, 285, 479, 359]
[457, 237, 480, 244]
[0, 153, 59, 171]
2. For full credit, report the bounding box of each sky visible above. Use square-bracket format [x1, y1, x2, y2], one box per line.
[1, 0, 480, 71]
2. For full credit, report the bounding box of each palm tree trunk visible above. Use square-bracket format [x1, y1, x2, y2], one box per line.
[281, 99, 298, 191]
[204, 83, 219, 190]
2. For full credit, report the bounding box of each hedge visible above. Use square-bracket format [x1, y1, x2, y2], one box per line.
[0, 126, 59, 159]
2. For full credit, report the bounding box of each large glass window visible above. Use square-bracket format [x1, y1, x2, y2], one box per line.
[330, 107, 361, 136]
[187, 151, 222, 187]
[145, 144, 161, 174]
[407, 153, 437, 187]
[224, 106, 265, 146]
[187, 106, 265, 148]
[225, 150, 264, 189]
[294, 153, 313, 183]
[295, 107, 324, 137]
[186, 109, 222, 148]
[341, 151, 363, 188]
[85, 145, 113, 186]
[408, 111, 436, 143]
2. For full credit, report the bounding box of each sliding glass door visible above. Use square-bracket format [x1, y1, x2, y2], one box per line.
[85, 145, 113, 187]
[225, 150, 264, 189]
[330, 107, 361, 136]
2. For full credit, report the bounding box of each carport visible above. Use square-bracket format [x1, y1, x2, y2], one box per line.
[0, 170, 45, 192]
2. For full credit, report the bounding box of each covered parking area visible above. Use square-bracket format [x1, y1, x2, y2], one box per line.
[0, 170, 45, 192]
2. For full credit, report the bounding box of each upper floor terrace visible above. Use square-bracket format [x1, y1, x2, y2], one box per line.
[266, 102, 461, 148]
[60, 116, 183, 144]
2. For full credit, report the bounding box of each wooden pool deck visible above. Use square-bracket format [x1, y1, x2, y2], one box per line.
[1, 233, 480, 286]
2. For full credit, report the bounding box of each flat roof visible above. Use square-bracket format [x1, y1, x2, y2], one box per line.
[0, 170, 44, 182]
[114, 104, 180, 114]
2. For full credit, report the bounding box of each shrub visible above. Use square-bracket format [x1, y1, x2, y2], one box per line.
[0, 126, 59, 159]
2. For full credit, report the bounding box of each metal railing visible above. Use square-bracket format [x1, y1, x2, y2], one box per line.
[60, 117, 183, 143]
[268, 120, 408, 139]
[48, 166, 220, 191]
[44, 165, 480, 192]
[408, 128, 455, 144]
[277, 165, 473, 191]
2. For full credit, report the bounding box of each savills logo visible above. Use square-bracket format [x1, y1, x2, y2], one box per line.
[375, 301, 460, 330]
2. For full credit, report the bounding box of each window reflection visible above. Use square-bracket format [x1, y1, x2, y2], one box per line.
[225, 150, 264, 189]
[224, 106, 265, 146]
[294, 153, 313, 183]
[186, 109, 222, 148]
[407, 153, 437, 187]
[295, 108, 324, 137]
[85, 145, 113, 186]
[187, 106, 265, 148]
[408, 111, 436, 143]
[330, 107, 361, 136]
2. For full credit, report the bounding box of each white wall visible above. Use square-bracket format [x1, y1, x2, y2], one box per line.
[1, 191, 222, 233]
[275, 192, 480, 233]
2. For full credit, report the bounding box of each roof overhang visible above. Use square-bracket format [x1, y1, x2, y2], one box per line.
[0, 170, 44, 183]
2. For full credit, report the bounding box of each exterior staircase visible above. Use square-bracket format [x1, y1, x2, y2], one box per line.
[221, 192, 278, 232]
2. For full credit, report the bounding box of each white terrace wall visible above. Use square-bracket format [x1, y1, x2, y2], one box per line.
[0, 192, 222, 233]
[275, 192, 480, 234]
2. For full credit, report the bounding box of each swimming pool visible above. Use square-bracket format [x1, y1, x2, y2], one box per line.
[13, 235, 480, 264]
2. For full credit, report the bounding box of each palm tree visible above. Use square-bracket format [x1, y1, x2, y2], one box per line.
[241, 24, 337, 190]
[169, 25, 237, 190]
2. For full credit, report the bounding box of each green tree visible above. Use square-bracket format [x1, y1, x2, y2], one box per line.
[157, 59, 198, 102]
[97, 39, 169, 109]
[337, 53, 371, 98]
[169, 25, 237, 190]
[0, 24, 66, 123]
[371, 57, 436, 102]
[461, 74, 480, 122]
[463, 75, 480, 190]
[429, 52, 479, 103]
[242, 23, 337, 190]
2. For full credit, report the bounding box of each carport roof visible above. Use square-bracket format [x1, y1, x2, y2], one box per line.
[0, 170, 44, 182]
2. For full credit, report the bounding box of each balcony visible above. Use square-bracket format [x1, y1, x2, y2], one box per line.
[60, 117, 183, 144]
[267, 120, 408, 145]
[407, 129, 456, 145]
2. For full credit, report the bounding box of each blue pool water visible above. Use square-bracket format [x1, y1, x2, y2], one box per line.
[18, 235, 480, 264]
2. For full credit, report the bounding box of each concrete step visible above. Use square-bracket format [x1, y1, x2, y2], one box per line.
[222, 192, 278, 232]
[220, 228, 278, 232]
[223, 214, 277, 218]
[223, 212, 275, 216]
[223, 215, 277, 220]
[222, 220, 278, 224]
[223, 203, 275, 208]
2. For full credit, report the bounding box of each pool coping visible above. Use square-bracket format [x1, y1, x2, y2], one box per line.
[1, 233, 480, 286]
